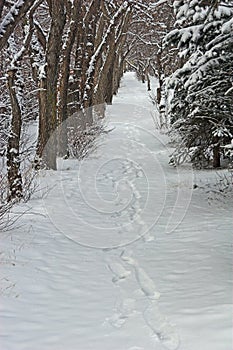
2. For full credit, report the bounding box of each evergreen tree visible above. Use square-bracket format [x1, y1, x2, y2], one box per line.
[166, 0, 233, 167]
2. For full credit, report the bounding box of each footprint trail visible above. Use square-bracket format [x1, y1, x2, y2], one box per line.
[120, 251, 180, 350]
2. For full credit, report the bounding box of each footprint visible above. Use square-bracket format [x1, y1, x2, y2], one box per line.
[120, 251, 136, 266]
[121, 252, 160, 300]
[135, 267, 161, 301]
[107, 261, 131, 283]
[120, 251, 179, 349]
[107, 296, 136, 329]
[143, 304, 180, 350]
[107, 312, 128, 328]
[116, 297, 136, 317]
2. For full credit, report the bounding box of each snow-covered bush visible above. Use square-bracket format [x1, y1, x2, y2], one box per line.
[165, 0, 233, 168]
[0, 166, 15, 231]
[67, 119, 108, 160]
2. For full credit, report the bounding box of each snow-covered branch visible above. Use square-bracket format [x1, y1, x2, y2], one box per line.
[0, 0, 35, 51]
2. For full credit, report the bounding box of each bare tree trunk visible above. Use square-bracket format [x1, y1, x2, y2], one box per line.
[213, 142, 221, 168]
[58, 0, 81, 157]
[112, 54, 121, 96]
[36, 1, 66, 169]
[93, 32, 116, 106]
[157, 86, 161, 105]
[156, 51, 162, 105]
[106, 9, 131, 103]
[70, 0, 101, 124]
[81, 0, 101, 111]
[0, 0, 6, 18]
[93, 4, 131, 107]
[6, 70, 23, 201]
[36, 76, 47, 165]
[72, 13, 85, 113]
[156, 50, 167, 128]
[105, 67, 114, 105]
[6, 17, 34, 200]
[146, 72, 151, 91]
[113, 52, 127, 96]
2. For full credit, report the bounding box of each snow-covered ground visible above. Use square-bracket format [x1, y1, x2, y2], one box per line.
[0, 72, 232, 350]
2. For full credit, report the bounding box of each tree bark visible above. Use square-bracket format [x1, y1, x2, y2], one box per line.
[81, 0, 101, 111]
[93, 30, 116, 106]
[6, 70, 23, 201]
[146, 72, 151, 91]
[84, 2, 129, 107]
[0, 0, 6, 19]
[213, 143, 221, 168]
[0, 0, 35, 51]
[6, 18, 34, 200]
[36, 1, 66, 169]
[58, 0, 81, 157]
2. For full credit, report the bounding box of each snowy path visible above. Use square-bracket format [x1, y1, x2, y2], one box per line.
[0, 73, 232, 350]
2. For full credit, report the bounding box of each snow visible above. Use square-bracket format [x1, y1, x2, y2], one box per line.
[0, 0, 25, 38]
[0, 72, 232, 350]
[222, 17, 233, 34]
[85, 2, 130, 84]
[38, 64, 47, 80]
[150, 0, 167, 8]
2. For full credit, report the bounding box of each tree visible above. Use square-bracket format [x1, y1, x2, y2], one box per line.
[5, 3, 39, 200]
[58, 0, 82, 157]
[0, 0, 36, 51]
[166, 0, 233, 167]
[36, 0, 66, 170]
[35, 0, 132, 169]
[125, 0, 178, 128]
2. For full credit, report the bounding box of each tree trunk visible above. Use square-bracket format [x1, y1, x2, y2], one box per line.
[6, 18, 34, 199]
[93, 35, 116, 106]
[105, 68, 114, 105]
[146, 73, 151, 91]
[6, 70, 22, 201]
[36, 76, 47, 166]
[83, 1, 130, 111]
[36, 1, 66, 169]
[0, 0, 6, 18]
[93, 5, 131, 107]
[81, 0, 101, 110]
[58, 0, 81, 157]
[213, 143, 221, 168]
